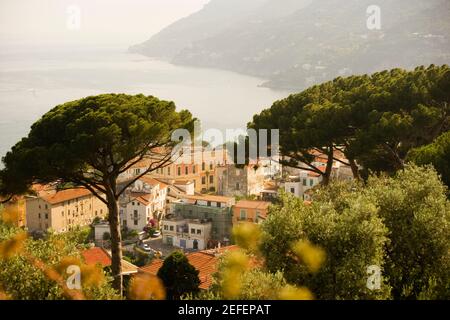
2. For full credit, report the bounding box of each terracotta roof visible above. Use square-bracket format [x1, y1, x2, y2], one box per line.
[235, 200, 271, 210]
[184, 194, 234, 203]
[173, 180, 194, 186]
[140, 246, 239, 290]
[81, 247, 138, 275]
[129, 192, 155, 206]
[41, 188, 93, 205]
[139, 176, 168, 189]
[82, 247, 111, 267]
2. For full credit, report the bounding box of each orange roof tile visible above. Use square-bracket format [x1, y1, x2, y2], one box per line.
[140, 246, 239, 290]
[184, 194, 234, 203]
[82, 247, 111, 267]
[82, 247, 138, 275]
[41, 188, 93, 205]
[235, 200, 271, 210]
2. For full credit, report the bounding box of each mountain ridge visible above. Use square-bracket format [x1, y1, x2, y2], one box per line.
[131, 0, 450, 91]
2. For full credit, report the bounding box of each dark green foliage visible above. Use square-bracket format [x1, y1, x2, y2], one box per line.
[250, 65, 450, 181]
[157, 251, 200, 300]
[408, 131, 450, 188]
[0, 93, 194, 293]
[261, 165, 450, 300]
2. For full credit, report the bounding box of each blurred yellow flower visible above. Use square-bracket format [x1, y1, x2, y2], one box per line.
[0, 206, 20, 226]
[0, 232, 27, 259]
[221, 269, 242, 299]
[80, 264, 106, 287]
[54, 256, 105, 288]
[128, 274, 166, 300]
[0, 290, 10, 300]
[278, 285, 314, 300]
[292, 239, 326, 273]
[232, 223, 262, 253]
[220, 249, 251, 299]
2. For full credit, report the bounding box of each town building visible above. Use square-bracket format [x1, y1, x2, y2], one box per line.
[25, 188, 108, 233]
[119, 147, 230, 193]
[163, 194, 235, 249]
[161, 216, 212, 250]
[232, 200, 271, 225]
[118, 176, 168, 231]
[216, 164, 265, 197]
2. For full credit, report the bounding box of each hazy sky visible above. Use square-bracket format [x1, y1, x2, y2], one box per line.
[0, 0, 210, 46]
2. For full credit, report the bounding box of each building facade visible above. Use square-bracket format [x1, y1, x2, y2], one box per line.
[25, 188, 108, 233]
[232, 200, 271, 225]
[216, 164, 266, 197]
[163, 194, 235, 248]
[119, 176, 168, 231]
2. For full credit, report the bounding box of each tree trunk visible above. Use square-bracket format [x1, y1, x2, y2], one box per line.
[322, 147, 334, 185]
[348, 157, 360, 180]
[106, 191, 123, 296]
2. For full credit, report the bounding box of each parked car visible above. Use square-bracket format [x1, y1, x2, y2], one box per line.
[151, 230, 161, 238]
[140, 243, 153, 252]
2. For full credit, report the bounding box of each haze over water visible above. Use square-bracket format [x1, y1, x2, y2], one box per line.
[0, 44, 291, 160]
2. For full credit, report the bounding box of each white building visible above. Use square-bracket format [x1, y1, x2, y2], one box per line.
[119, 176, 168, 231]
[161, 217, 212, 251]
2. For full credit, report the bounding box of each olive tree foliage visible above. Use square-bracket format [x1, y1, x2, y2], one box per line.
[261, 189, 391, 300]
[0, 94, 194, 293]
[260, 165, 450, 300]
[365, 165, 450, 299]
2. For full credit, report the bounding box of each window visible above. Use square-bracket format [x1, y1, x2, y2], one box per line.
[207, 201, 211, 207]
[45, 204, 48, 209]
[191, 228, 195, 234]
[45, 213, 48, 219]
[202, 177, 206, 185]
[290, 187, 295, 194]
[164, 225, 168, 231]
[38, 213, 41, 219]
[209, 175, 214, 184]
[202, 162, 205, 171]
[178, 167, 181, 176]
[185, 167, 189, 175]
[132, 202, 135, 206]
[197, 229, 201, 235]
[310, 179, 314, 186]
[134, 220, 138, 226]
[133, 210, 138, 217]
[193, 165, 196, 174]
[169, 226, 174, 231]
[236, 182, 240, 190]
[217, 202, 221, 208]
[167, 167, 171, 175]
[61, 211, 64, 217]
[209, 163, 213, 170]
[303, 179, 307, 186]
[240, 209, 247, 220]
